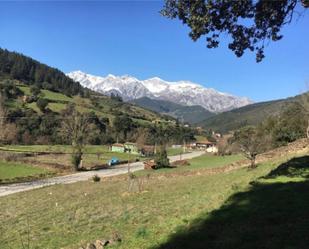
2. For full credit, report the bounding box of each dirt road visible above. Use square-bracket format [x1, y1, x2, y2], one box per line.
[0, 151, 204, 197]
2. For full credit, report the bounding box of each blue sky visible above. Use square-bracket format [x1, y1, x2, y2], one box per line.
[0, 1, 308, 102]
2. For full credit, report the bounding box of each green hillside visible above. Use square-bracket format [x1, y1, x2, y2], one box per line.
[199, 95, 302, 133]
[0, 49, 195, 146]
[0, 81, 172, 131]
[130, 97, 214, 124]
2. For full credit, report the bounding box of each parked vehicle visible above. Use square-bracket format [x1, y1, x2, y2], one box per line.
[108, 157, 119, 166]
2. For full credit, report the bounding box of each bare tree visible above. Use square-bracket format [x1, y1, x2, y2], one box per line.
[0, 93, 7, 145]
[60, 107, 91, 170]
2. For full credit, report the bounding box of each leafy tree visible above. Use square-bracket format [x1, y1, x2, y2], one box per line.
[298, 91, 309, 138]
[36, 98, 49, 113]
[162, 0, 308, 62]
[272, 102, 307, 144]
[30, 85, 41, 98]
[113, 114, 134, 140]
[0, 80, 23, 99]
[110, 93, 123, 102]
[39, 112, 60, 138]
[232, 126, 268, 168]
[155, 145, 170, 169]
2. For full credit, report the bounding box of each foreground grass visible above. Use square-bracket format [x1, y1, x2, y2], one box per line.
[1, 151, 301, 249]
[186, 153, 243, 170]
[156, 155, 309, 249]
[0, 161, 49, 182]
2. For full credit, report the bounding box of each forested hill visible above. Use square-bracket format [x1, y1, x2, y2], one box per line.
[0, 48, 84, 96]
[198, 94, 302, 133]
[130, 97, 214, 124]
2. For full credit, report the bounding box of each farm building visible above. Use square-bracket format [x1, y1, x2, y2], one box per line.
[196, 140, 218, 153]
[111, 143, 125, 153]
[196, 140, 213, 149]
[187, 140, 218, 153]
[141, 145, 155, 156]
[124, 142, 139, 154]
[111, 142, 140, 154]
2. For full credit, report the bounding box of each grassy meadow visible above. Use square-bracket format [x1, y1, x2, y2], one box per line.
[0, 145, 182, 182]
[0, 145, 186, 171]
[15, 84, 165, 124]
[1, 149, 307, 249]
[137, 153, 244, 176]
[0, 145, 143, 181]
[0, 160, 50, 183]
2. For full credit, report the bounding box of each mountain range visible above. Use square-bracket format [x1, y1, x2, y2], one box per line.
[67, 71, 252, 113]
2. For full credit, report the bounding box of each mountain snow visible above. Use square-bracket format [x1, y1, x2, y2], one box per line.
[67, 70, 252, 113]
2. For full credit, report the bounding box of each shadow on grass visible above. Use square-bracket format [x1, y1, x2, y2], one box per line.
[154, 156, 309, 249]
[264, 155, 309, 179]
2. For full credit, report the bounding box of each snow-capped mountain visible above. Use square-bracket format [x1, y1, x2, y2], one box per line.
[67, 71, 252, 112]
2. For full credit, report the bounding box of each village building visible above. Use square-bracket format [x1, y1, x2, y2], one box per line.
[124, 142, 139, 154]
[140, 145, 155, 157]
[197, 140, 218, 153]
[111, 143, 125, 153]
[186, 140, 218, 153]
[111, 142, 155, 156]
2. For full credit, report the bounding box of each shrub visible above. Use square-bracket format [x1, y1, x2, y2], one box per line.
[4, 153, 20, 162]
[92, 174, 101, 182]
[36, 98, 49, 112]
[1, 152, 26, 162]
[30, 85, 41, 97]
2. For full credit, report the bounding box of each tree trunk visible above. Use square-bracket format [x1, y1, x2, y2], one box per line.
[250, 155, 257, 169]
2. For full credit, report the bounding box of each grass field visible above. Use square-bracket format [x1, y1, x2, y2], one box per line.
[0, 161, 50, 183]
[0, 145, 145, 171]
[16, 84, 164, 123]
[185, 153, 243, 169]
[166, 147, 184, 156]
[0, 145, 110, 153]
[137, 153, 244, 175]
[19, 86, 73, 103]
[1, 150, 307, 249]
[1, 145, 186, 154]
[0, 145, 180, 168]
